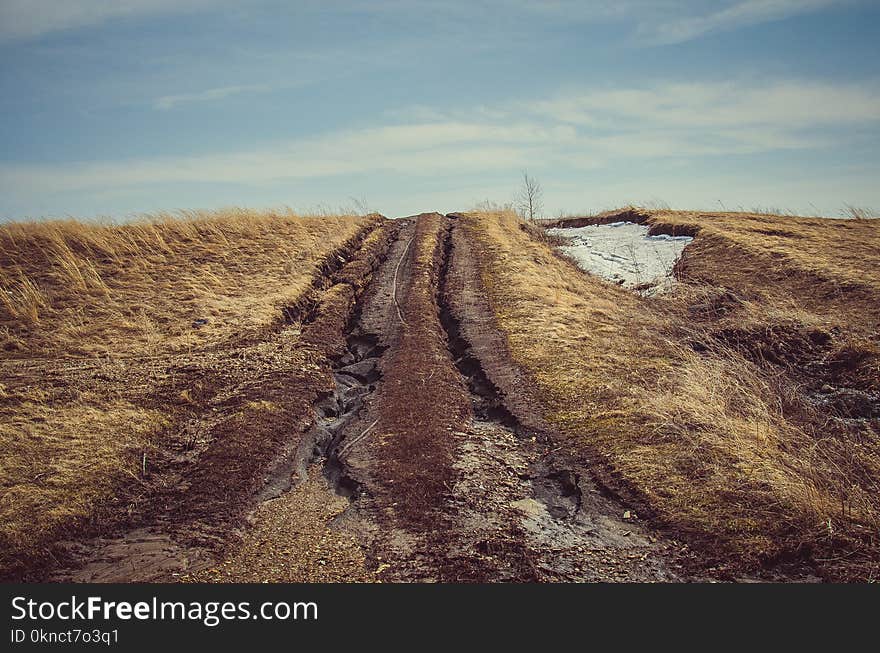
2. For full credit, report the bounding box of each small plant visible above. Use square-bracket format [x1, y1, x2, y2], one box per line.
[515, 171, 544, 222]
[472, 199, 514, 213]
[842, 204, 877, 220]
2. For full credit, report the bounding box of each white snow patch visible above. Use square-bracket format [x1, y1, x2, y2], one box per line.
[547, 222, 692, 294]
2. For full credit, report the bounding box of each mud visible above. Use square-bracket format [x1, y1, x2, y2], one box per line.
[316, 214, 471, 581]
[256, 330, 387, 503]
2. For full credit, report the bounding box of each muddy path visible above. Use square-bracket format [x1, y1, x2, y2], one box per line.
[40, 212, 728, 582]
[37, 219, 399, 582]
[255, 212, 705, 582]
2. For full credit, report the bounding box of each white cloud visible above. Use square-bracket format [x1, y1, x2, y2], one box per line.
[528, 80, 880, 130]
[0, 0, 616, 43]
[2, 79, 877, 201]
[637, 0, 842, 45]
[154, 85, 268, 110]
[0, 0, 852, 47]
[520, 79, 880, 161]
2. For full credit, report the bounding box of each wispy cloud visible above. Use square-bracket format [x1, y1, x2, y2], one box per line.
[0, 0, 613, 43]
[2, 78, 878, 201]
[527, 80, 880, 129]
[154, 84, 268, 110]
[636, 0, 842, 45]
[0, 1, 848, 48]
[0, 121, 575, 193]
[0, 0, 222, 42]
[522, 79, 880, 160]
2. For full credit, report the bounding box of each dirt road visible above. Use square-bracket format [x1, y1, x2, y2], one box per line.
[45, 212, 708, 583]
[198, 212, 707, 582]
[300, 213, 690, 581]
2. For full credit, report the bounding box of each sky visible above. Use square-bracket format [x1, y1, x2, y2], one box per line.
[1, 0, 879, 220]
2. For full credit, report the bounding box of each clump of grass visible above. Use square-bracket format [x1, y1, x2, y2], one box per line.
[842, 205, 877, 220]
[1, 273, 47, 324]
[518, 218, 565, 246]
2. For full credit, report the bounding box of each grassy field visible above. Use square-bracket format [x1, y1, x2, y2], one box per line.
[0, 209, 377, 576]
[0, 209, 373, 356]
[463, 208, 879, 580]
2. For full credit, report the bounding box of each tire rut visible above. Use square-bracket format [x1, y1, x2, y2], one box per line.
[437, 216, 694, 582]
[291, 214, 696, 582]
[317, 214, 693, 582]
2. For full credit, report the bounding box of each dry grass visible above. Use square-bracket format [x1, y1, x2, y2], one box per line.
[462, 209, 880, 579]
[843, 205, 878, 220]
[0, 208, 377, 576]
[645, 208, 880, 308]
[0, 208, 376, 357]
[0, 394, 168, 562]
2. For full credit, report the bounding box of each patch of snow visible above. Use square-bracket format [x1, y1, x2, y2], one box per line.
[547, 222, 693, 295]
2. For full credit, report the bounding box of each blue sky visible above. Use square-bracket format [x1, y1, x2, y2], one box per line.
[1, 0, 879, 220]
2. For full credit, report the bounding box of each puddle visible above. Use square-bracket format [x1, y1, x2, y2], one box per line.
[547, 221, 692, 294]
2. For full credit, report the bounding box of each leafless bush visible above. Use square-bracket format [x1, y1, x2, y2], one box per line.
[515, 171, 543, 222]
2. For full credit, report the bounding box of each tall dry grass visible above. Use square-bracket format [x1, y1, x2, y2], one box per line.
[0, 397, 168, 567]
[462, 209, 880, 577]
[0, 208, 375, 357]
[0, 208, 378, 577]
